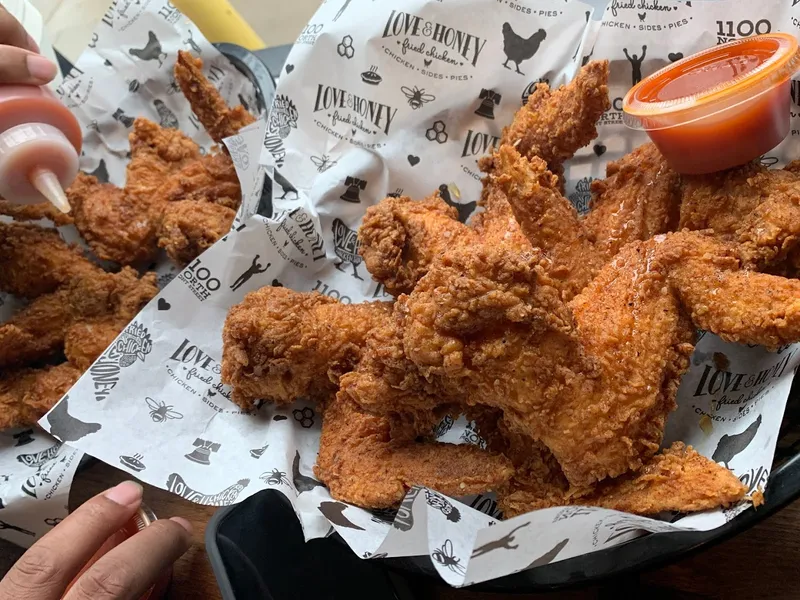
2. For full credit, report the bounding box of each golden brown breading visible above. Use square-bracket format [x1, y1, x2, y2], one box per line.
[0, 268, 157, 369]
[491, 146, 602, 301]
[735, 184, 800, 274]
[126, 118, 202, 206]
[0, 363, 81, 429]
[0, 199, 73, 225]
[484, 60, 610, 177]
[583, 142, 682, 258]
[154, 152, 241, 210]
[222, 287, 393, 408]
[67, 173, 159, 265]
[174, 51, 256, 144]
[315, 396, 514, 509]
[498, 441, 747, 518]
[344, 230, 800, 488]
[0, 222, 102, 298]
[358, 194, 476, 296]
[678, 162, 800, 238]
[157, 200, 236, 266]
[64, 317, 129, 371]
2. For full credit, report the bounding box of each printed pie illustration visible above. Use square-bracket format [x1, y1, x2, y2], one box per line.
[361, 66, 382, 85]
[120, 454, 146, 472]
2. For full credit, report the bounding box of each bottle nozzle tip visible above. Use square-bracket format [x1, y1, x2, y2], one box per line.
[30, 169, 70, 214]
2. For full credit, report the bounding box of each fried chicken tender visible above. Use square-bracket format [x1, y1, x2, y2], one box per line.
[315, 396, 514, 509]
[496, 439, 747, 518]
[0, 222, 102, 298]
[67, 172, 159, 265]
[358, 194, 476, 296]
[157, 200, 236, 266]
[0, 363, 81, 429]
[222, 287, 393, 408]
[154, 152, 241, 209]
[174, 51, 256, 144]
[0, 268, 158, 369]
[0, 199, 73, 225]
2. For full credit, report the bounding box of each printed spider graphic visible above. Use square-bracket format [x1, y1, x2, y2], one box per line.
[431, 539, 466, 575]
[261, 469, 291, 487]
[293, 407, 315, 428]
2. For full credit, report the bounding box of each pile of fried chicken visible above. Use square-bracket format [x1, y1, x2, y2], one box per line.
[0, 51, 255, 429]
[222, 59, 800, 520]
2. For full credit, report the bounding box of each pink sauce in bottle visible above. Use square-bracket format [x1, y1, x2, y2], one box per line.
[0, 85, 82, 213]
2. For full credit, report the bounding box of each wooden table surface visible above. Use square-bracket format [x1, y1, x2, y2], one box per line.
[2, 460, 799, 599]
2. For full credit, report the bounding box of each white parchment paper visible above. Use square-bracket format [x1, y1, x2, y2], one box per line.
[0, 0, 255, 547]
[39, 0, 800, 586]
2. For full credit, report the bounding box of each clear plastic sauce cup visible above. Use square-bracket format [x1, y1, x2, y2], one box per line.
[623, 33, 800, 174]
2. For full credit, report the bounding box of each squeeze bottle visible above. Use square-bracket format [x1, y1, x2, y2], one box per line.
[0, 84, 81, 213]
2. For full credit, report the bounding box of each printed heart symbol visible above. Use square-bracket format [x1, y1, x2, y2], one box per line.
[408, 155, 421, 166]
[593, 143, 606, 157]
[351, 128, 357, 136]
[157, 298, 171, 311]
[668, 52, 683, 62]
[273, 415, 288, 422]
[285, 64, 295, 74]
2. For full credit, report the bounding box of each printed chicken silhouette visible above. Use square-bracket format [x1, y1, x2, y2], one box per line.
[46, 398, 101, 442]
[712, 414, 762, 468]
[527, 538, 570, 568]
[438, 184, 476, 223]
[292, 450, 324, 493]
[129, 31, 168, 66]
[501, 24, 547, 75]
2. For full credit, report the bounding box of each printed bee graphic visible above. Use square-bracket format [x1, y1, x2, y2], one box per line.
[401, 85, 436, 110]
[145, 397, 184, 423]
[261, 468, 291, 487]
[332, 219, 363, 280]
[432, 539, 466, 575]
[310, 154, 337, 173]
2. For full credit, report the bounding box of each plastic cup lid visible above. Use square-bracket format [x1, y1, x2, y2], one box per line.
[623, 33, 800, 131]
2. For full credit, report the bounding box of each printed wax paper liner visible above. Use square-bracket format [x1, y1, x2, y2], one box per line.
[0, 0, 256, 547]
[39, 0, 800, 587]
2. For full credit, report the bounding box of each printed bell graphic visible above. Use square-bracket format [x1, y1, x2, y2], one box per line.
[475, 89, 502, 120]
[185, 438, 221, 466]
[340, 176, 367, 203]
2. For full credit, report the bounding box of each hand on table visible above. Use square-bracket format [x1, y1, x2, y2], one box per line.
[0, 481, 192, 600]
[0, 5, 57, 84]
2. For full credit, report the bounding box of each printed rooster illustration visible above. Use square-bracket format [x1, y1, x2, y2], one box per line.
[129, 31, 168, 66]
[712, 414, 762, 468]
[438, 184, 476, 223]
[501, 24, 546, 75]
[332, 218, 363, 280]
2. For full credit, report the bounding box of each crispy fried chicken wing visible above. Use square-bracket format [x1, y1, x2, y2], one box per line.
[175, 51, 256, 144]
[67, 172, 159, 265]
[157, 200, 236, 266]
[0, 363, 81, 429]
[358, 194, 476, 296]
[0, 222, 102, 298]
[222, 287, 393, 408]
[496, 439, 747, 518]
[315, 396, 514, 509]
[0, 268, 157, 369]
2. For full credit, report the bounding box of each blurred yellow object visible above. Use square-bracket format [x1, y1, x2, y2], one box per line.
[172, 0, 265, 50]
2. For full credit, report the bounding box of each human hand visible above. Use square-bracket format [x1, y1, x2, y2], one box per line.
[0, 481, 192, 600]
[0, 5, 58, 84]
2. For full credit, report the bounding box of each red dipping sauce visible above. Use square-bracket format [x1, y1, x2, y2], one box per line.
[623, 33, 800, 174]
